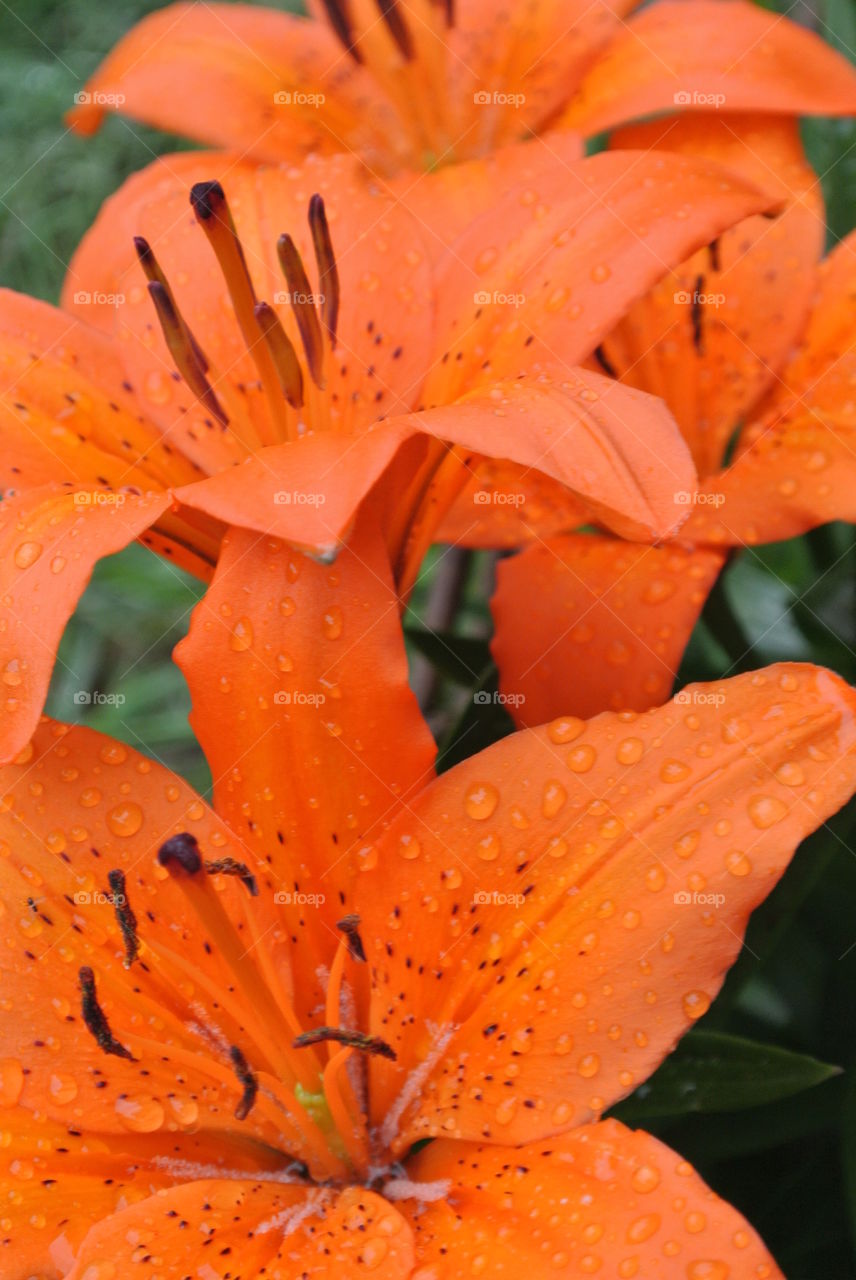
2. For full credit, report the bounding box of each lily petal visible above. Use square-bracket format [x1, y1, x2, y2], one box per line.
[492, 534, 725, 725]
[437, 460, 589, 549]
[0, 720, 311, 1160]
[599, 114, 824, 476]
[405, 1119, 783, 1278]
[174, 511, 436, 1020]
[426, 148, 778, 400]
[66, 1182, 414, 1279]
[404, 365, 696, 541]
[0, 486, 171, 763]
[358, 665, 856, 1151]
[174, 422, 421, 558]
[66, 2, 408, 169]
[564, 0, 856, 136]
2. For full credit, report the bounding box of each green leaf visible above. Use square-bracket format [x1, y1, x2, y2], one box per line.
[612, 1031, 840, 1120]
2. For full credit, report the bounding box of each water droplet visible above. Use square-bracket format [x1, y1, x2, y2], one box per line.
[115, 1094, 165, 1133]
[99, 742, 127, 766]
[591, 263, 611, 283]
[631, 1164, 661, 1194]
[398, 833, 421, 860]
[675, 830, 700, 859]
[577, 1053, 600, 1078]
[359, 1238, 389, 1270]
[48, 1073, 78, 1105]
[547, 716, 584, 744]
[627, 1214, 661, 1243]
[645, 867, 666, 892]
[724, 849, 752, 877]
[464, 782, 499, 820]
[748, 795, 787, 828]
[357, 844, 379, 871]
[617, 737, 644, 765]
[14, 542, 42, 569]
[1, 660, 23, 688]
[106, 802, 143, 838]
[322, 606, 344, 640]
[230, 617, 253, 652]
[775, 761, 804, 787]
[0, 1059, 23, 1105]
[50, 555, 66, 574]
[660, 759, 690, 783]
[475, 833, 501, 862]
[687, 1264, 729, 1280]
[567, 744, 596, 773]
[541, 780, 567, 818]
[682, 990, 711, 1021]
[79, 788, 101, 808]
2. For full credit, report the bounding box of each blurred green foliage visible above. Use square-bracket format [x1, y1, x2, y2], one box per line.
[2, 0, 856, 1275]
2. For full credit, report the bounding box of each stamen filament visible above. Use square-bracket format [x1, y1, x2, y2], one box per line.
[147, 282, 229, 428]
[276, 234, 326, 389]
[254, 302, 305, 416]
[323, 1047, 370, 1178]
[158, 834, 321, 1090]
[376, 0, 415, 60]
[308, 195, 340, 349]
[190, 180, 291, 446]
[107, 869, 140, 968]
[319, 0, 363, 62]
[134, 235, 209, 372]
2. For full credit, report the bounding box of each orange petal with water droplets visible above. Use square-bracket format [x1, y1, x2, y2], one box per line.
[174, 511, 436, 1025]
[65, 2, 408, 169]
[0, 1112, 289, 1280]
[405, 1119, 783, 1279]
[437, 459, 588, 549]
[0, 721, 313, 1157]
[0, 486, 171, 763]
[357, 664, 856, 1151]
[425, 148, 778, 404]
[403, 365, 696, 542]
[175, 422, 418, 558]
[492, 534, 725, 725]
[563, 0, 856, 136]
[66, 1181, 414, 1279]
[598, 114, 824, 476]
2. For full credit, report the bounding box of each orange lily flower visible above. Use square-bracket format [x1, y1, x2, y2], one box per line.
[0, 140, 777, 762]
[491, 112, 856, 725]
[67, 0, 856, 174]
[3, 509, 856, 1276]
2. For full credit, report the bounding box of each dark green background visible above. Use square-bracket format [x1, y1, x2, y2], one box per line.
[1, 0, 856, 1274]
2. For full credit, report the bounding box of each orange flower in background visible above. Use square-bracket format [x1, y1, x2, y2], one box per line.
[67, 0, 856, 173]
[3, 507, 856, 1276]
[491, 112, 856, 725]
[0, 140, 777, 762]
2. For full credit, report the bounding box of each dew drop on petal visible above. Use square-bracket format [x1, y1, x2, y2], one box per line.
[682, 990, 711, 1021]
[106, 802, 143, 838]
[115, 1094, 165, 1133]
[14, 542, 42, 569]
[230, 617, 253, 652]
[748, 795, 787, 828]
[464, 782, 499, 820]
